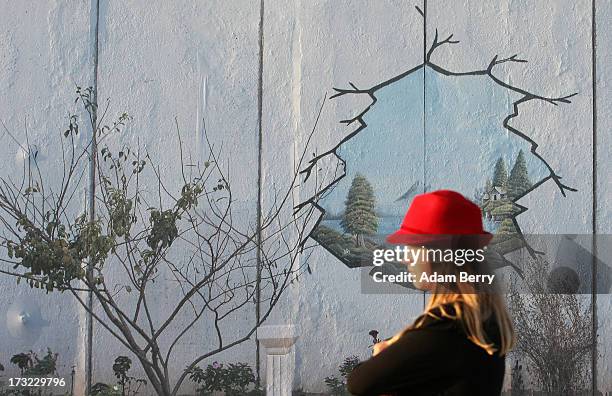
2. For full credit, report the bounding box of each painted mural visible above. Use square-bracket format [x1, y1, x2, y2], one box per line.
[302, 5, 578, 274]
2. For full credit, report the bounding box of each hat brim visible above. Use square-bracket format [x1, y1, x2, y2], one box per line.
[385, 229, 493, 248]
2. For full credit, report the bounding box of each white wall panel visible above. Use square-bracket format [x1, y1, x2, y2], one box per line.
[0, 1, 94, 394]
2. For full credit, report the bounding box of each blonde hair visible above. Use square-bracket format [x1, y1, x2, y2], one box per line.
[392, 246, 516, 356]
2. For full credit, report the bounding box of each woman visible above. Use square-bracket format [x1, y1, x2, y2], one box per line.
[347, 190, 515, 396]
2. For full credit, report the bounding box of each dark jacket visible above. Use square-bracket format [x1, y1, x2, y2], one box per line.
[346, 306, 505, 396]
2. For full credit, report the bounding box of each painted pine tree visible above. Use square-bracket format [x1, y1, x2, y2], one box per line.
[341, 174, 378, 247]
[508, 150, 533, 199]
[492, 157, 508, 189]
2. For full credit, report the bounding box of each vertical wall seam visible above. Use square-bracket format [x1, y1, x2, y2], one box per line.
[255, 0, 265, 386]
[86, 0, 100, 393]
[422, 0, 427, 196]
[422, 0, 427, 309]
[590, 0, 597, 393]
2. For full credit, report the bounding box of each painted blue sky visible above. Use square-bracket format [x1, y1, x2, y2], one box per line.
[321, 65, 549, 217]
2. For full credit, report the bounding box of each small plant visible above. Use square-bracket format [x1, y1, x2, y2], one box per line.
[9, 349, 57, 376]
[9, 353, 31, 376]
[324, 356, 360, 396]
[90, 382, 121, 396]
[0, 362, 4, 392]
[112, 356, 146, 396]
[510, 359, 525, 396]
[1, 349, 58, 395]
[90, 356, 146, 396]
[188, 361, 262, 396]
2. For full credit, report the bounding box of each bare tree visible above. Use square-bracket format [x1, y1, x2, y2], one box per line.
[0, 87, 332, 395]
[508, 255, 594, 395]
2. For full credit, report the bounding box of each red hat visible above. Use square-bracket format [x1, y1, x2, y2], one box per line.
[386, 189, 492, 247]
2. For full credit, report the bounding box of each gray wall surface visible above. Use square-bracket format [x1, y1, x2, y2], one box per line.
[0, 1, 610, 394]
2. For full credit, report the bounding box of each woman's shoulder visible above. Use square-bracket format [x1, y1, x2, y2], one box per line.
[417, 302, 504, 354]
[417, 303, 500, 337]
[415, 302, 462, 329]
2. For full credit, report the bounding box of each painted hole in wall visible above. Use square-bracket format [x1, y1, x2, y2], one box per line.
[299, 6, 578, 280]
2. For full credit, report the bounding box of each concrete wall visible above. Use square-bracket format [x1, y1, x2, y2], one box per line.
[0, 0, 610, 394]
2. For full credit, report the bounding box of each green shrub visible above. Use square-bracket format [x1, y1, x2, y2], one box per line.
[324, 356, 360, 396]
[188, 361, 262, 396]
[10, 349, 57, 376]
